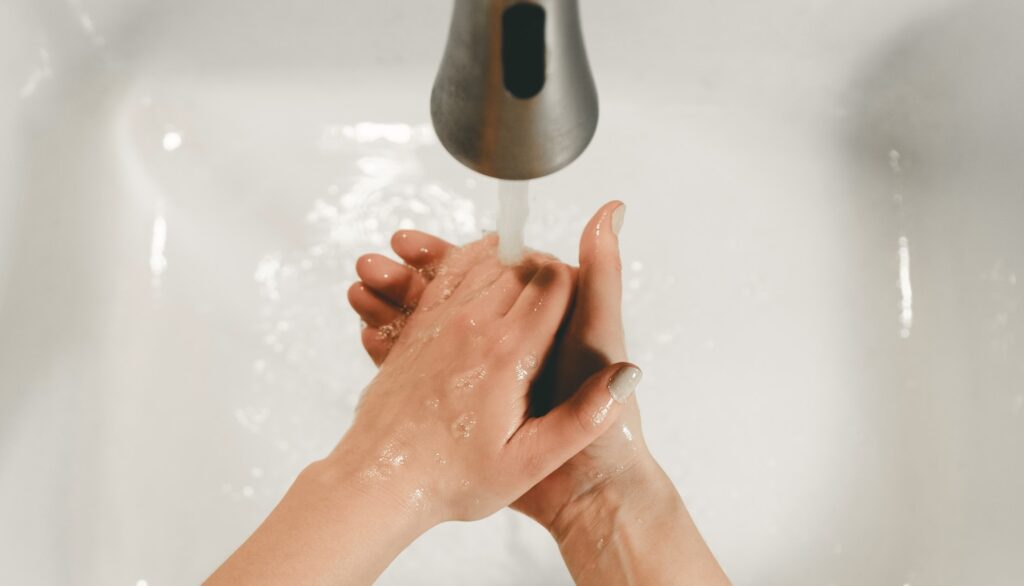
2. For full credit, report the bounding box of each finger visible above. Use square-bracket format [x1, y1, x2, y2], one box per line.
[503, 262, 574, 340]
[509, 363, 642, 475]
[575, 201, 627, 360]
[355, 253, 427, 309]
[415, 234, 497, 309]
[347, 282, 405, 327]
[445, 254, 512, 308]
[451, 249, 564, 325]
[390, 230, 455, 273]
[482, 261, 543, 317]
[361, 326, 394, 366]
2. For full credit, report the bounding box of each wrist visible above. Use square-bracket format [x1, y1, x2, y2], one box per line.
[311, 447, 440, 537]
[546, 455, 730, 586]
[546, 448, 651, 538]
[548, 453, 679, 551]
[207, 457, 435, 585]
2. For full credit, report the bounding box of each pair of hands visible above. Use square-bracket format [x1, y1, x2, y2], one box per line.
[208, 201, 729, 585]
[342, 200, 648, 531]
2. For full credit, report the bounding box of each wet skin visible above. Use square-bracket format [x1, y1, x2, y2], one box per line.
[208, 208, 640, 585]
[349, 201, 730, 585]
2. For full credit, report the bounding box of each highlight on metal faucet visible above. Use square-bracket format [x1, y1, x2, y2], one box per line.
[431, 0, 599, 180]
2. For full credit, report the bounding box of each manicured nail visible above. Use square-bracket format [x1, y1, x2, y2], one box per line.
[608, 364, 642, 403]
[611, 204, 626, 236]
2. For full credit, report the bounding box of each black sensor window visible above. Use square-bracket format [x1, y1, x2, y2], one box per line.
[502, 3, 546, 99]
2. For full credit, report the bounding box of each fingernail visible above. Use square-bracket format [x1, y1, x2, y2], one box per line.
[611, 204, 626, 236]
[608, 364, 642, 403]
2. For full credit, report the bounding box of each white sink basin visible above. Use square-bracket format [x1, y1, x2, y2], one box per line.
[2, 0, 1022, 584]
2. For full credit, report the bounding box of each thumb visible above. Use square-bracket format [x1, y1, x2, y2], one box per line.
[511, 363, 642, 476]
[576, 201, 627, 360]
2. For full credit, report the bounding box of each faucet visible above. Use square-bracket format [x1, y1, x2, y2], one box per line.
[431, 0, 599, 180]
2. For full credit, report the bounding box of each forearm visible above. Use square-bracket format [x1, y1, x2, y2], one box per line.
[206, 458, 427, 586]
[550, 456, 730, 586]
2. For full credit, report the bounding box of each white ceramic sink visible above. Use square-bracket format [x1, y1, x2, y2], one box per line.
[2, 0, 1022, 584]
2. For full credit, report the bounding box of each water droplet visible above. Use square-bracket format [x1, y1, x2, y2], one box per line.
[162, 130, 182, 152]
[409, 488, 427, 509]
[888, 149, 902, 173]
[514, 354, 537, 381]
[377, 315, 407, 341]
[452, 366, 487, 392]
[379, 443, 407, 467]
[591, 398, 613, 425]
[359, 466, 386, 481]
[451, 412, 477, 439]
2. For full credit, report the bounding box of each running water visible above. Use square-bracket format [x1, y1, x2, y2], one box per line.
[496, 180, 530, 264]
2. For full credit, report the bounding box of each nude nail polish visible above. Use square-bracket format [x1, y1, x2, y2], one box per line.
[611, 204, 626, 236]
[608, 365, 642, 403]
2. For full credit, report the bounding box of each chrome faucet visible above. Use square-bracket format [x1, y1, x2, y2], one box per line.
[431, 0, 599, 180]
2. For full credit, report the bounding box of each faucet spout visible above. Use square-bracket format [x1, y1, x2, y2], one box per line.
[431, 0, 599, 180]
